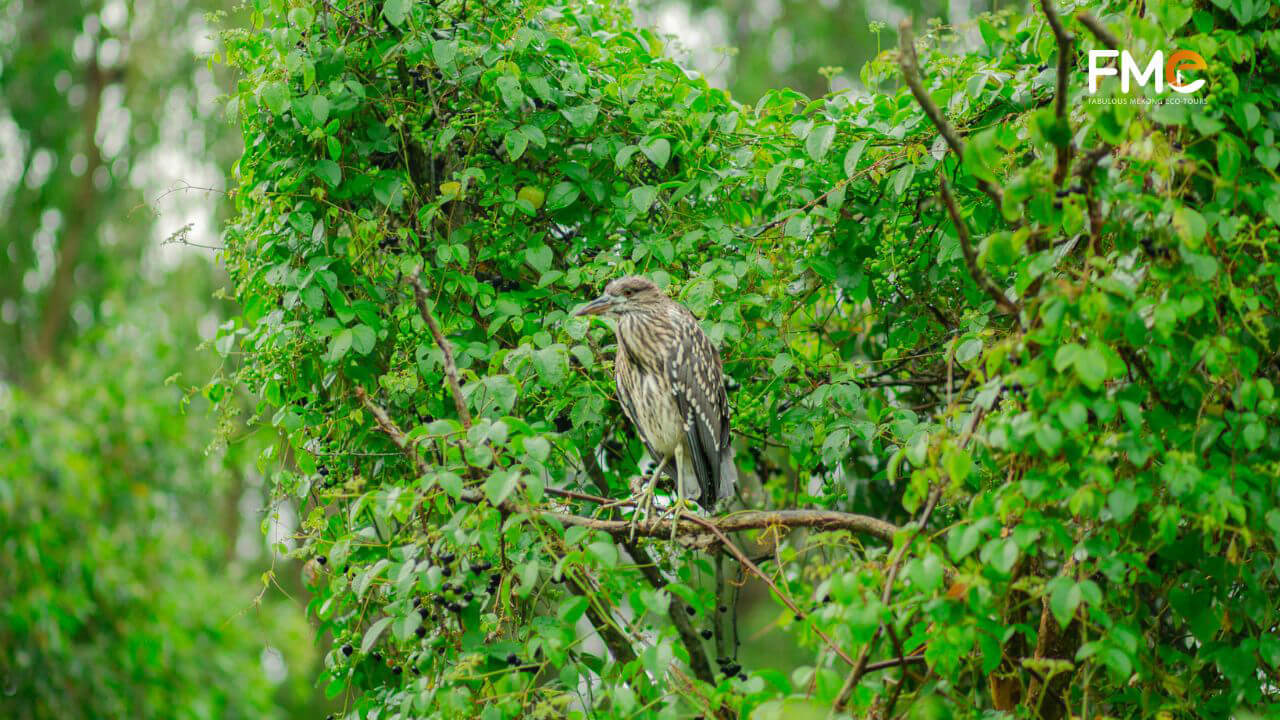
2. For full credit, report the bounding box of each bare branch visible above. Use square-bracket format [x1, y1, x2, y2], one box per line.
[1075, 11, 1120, 50]
[938, 174, 1021, 316]
[1039, 0, 1075, 185]
[410, 275, 473, 429]
[556, 507, 899, 544]
[897, 20, 1004, 209]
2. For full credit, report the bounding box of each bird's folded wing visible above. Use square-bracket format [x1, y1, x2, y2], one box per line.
[666, 322, 730, 505]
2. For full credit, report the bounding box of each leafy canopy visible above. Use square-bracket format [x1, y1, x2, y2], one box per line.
[218, 0, 1280, 717]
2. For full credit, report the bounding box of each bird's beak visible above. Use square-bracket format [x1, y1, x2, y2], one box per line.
[573, 294, 617, 317]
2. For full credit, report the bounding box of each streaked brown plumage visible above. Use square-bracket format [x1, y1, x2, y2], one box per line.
[574, 276, 736, 515]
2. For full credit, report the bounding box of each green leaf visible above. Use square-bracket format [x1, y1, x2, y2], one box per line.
[843, 139, 869, 177]
[496, 75, 523, 111]
[313, 159, 341, 187]
[260, 81, 290, 115]
[1075, 345, 1108, 390]
[560, 103, 598, 131]
[545, 182, 579, 211]
[382, 0, 410, 26]
[640, 137, 671, 168]
[394, 612, 422, 642]
[1050, 580, 1082, 629]
[432, 40, 457, 69]
[361, 616, 394, 654]
[806, 123, 836, 162]
[628, 185, 657, 213]
[525, 245, 553, 273]
[351, 324, 376, 354]
[1108, 485, 1138, 522]
[504, 129, 529, 160]
[588, 540, 618, 568]
[328, 329, 353, 362]
[293, 94, 330, 127]
[484, 469, 519, 506]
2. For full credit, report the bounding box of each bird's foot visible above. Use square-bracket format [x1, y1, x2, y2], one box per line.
[628, 485, 660, 543]
[660, 498, 697, 542]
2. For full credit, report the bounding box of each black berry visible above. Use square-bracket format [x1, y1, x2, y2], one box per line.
[700, 629, 713, 639]
[342, 644, 353, 656]
[416, 626, 427, 638]
[316, 555, 327, 565]
[392, 665, 402, 675]
[506, 653, 520, 666]
[685, 606, 695, 615]
[718, 605, 727, 613]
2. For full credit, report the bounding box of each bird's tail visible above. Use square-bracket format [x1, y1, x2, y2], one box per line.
[714, 454, 738, 512]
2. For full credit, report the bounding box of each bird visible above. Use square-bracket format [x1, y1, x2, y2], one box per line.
[573, 276, 736, 535]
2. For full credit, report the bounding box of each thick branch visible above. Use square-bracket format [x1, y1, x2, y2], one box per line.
[556, 507, 898, 544]
[357, 389, 902, 545]
[897, 20, 1004, 210]
[410, 275, 472, 429]
[626, 541, 718, 686]
[939, 174, 1021, 316]
[1039, 0, 1075, 185]
[1075, 11, 1120, 50]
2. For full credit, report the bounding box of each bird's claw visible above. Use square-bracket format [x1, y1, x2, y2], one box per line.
[627, 487, 655, 543]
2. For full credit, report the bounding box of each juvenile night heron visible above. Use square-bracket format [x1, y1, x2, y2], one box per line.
[574, 276, 737, 532]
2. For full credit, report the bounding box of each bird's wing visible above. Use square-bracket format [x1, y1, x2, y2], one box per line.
[665, 311, 732, 506]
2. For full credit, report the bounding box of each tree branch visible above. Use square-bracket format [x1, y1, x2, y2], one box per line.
[897, 20, 1004, 210]
[625, 541, 718, 686]
[356, 388, 902, 544]
[1075, 11, 1120, 50]
[938, 174, 1021, 316]
[410, 274, 472, 429]
[1039, 0, 1075, 186]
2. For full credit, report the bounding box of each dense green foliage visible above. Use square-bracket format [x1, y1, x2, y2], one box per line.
[0, 2, 324, 714]
[0, 271, 317, 719]
[220, 0, 1280, 717]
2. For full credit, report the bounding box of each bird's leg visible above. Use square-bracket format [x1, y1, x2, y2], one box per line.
[629, 455, 668, 542]
[669, 444, 687, 542]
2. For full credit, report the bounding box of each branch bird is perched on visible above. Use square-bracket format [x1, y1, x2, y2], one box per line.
[574, 276, 736, 535]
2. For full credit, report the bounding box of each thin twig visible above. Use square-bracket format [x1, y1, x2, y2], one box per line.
[897, 20, 1004, 210]
[938, 174, 1021, 316]
[410, 275, 473, 429]
[678, 512, 858, 667]
[834, 403, 993, 710]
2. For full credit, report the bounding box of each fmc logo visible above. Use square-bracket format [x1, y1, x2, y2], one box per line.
[1087, 50, 1208, 94]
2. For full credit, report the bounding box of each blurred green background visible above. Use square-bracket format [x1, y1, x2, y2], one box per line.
[0, 0, 978, 714]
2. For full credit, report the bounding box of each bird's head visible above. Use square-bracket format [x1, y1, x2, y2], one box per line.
[573, 275, 667, 317]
